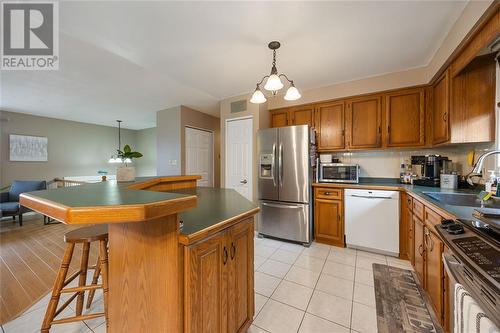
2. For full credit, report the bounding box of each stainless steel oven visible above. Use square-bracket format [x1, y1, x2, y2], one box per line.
[318, 163, 359, 183]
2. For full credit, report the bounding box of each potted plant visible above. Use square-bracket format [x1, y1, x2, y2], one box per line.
[116, 144, 143, 182]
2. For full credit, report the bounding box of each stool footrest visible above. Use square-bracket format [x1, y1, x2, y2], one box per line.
[61, 284, 102, 293]
[51, 312, 105, 325]
[54, 292, 79, 318]
[63, 270, 82, 288]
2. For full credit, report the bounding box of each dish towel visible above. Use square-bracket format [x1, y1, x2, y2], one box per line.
[454, 283, 499, 333]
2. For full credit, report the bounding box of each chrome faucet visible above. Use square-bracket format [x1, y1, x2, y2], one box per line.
[467, 150, 500, 185]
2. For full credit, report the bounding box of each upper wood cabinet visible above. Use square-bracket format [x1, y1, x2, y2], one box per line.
[450, 55, 496, 143]
[290, 106, 315, 127]
[270, 109, 289, 128]
[346, 95, 382, 149]
[432, 70, 450, 145]
[385, 88, 426, 147]
[315, 102, 345, 151]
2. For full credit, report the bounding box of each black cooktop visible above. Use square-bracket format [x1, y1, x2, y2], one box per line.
[452, 236, 500, 283]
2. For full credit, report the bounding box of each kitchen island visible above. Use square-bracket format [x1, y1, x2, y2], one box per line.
[20, 176, 259, 333]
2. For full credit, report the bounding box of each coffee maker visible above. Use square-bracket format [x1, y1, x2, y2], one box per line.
[411, 155, 450, 187]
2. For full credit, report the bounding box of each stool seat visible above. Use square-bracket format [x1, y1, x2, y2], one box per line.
[64, 224, 108, 243]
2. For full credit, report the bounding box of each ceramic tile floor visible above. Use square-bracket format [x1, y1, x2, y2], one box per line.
[2, 237, 412, 333]
[251, 236, 413, 333]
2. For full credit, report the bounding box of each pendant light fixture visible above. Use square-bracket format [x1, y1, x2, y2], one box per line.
[108, 120, 131, 164]
[250, 41, 301, 104]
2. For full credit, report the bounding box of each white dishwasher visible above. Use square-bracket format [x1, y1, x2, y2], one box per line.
[344, 189, 399, 257]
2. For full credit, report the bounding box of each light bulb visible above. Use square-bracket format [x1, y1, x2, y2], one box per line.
[264, 74, 284, 91]
[284, 85, 301, 101]
[250, 87, 267, 104]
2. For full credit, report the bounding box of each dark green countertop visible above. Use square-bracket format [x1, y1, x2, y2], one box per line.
[171, 187, 259, 240]
[26, 180, 191, 207]
[315, 178, 486, 221]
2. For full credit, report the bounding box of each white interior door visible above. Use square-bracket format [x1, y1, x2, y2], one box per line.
[225, 117, 253, 200]
[185, 127, 214, 187]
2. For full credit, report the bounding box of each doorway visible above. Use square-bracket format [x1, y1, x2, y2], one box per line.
[185, 127, 214, 187]
[225, 116, 253, 200]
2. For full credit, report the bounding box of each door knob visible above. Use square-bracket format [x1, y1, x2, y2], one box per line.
[240, 179, 247, 184]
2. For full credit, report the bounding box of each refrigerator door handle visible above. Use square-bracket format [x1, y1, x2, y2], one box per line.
[261, 202, 301, 209]
[272, 143, 277, 187]
[278, 142, 283, 187]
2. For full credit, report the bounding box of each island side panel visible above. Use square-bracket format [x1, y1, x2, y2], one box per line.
[108, 214, 181, 333]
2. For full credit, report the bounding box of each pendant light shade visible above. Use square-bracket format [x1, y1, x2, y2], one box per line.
[250, 86, 267, 104]
[284, 84, 301, 101]
[264, 74, 284, 91]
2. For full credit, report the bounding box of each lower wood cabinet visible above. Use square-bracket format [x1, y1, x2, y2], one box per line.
[425, 228, 444, 322]
[184, 219, 254, 333]
[313, 187, 345, 247]
[407, 195, 447, 326]
[413, 215, 426, 285]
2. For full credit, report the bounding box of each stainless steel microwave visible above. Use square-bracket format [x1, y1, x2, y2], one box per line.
[319, 163, 359, 183]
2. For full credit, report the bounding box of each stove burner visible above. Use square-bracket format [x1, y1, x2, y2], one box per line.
[452, 237, 500, 283]
[439, 220, 465, 234]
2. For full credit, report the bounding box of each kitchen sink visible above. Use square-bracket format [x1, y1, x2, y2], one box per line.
[423, 192, 500, 208]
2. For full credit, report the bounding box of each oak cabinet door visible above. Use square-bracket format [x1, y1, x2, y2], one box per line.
[185, 232, 228, 333]
[316, 102, 345, 150]
[413, 216, 425, 286]
[346, 96, 382, 149]
[227, 220, 254, 333]
[432, 70, 450, 144]
[407, 209, 415, 265]
[290, 107, 314, 127]
[314, 198, 344, 247]
[385, 88, 426, 147]
[270, 110, 289, 127]
[425, 229, 444, 323]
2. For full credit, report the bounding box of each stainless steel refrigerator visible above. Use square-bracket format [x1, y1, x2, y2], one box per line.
[257, 125, 313, 245]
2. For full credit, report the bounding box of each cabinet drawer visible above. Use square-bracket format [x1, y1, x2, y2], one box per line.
[412, 199, 424, 221]
[315, 187, 342, 200]
[425, 207, 443, 228]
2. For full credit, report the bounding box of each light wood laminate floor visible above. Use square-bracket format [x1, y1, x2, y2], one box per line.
[0, 215, 99, 325]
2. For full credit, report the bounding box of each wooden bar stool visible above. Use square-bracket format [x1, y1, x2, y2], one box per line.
[41, 224, 109, 333]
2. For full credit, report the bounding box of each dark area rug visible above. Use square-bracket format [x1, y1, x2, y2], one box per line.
[373, 263, 443, 333]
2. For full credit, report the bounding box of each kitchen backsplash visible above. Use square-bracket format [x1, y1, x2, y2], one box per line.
[327, 143, 496, 181]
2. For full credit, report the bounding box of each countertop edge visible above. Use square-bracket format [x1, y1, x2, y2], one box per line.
[179, 207, 260, 246]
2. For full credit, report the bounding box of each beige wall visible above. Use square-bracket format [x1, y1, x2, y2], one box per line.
[135, 127, 157, 177]
[156, 105, 221, 186]
[267, 0, 493, 110]
[156, 106, 182, 175]
[0, 111, 137, 187]
[180, 106, 221, 187]
[220, 94, 269, 202]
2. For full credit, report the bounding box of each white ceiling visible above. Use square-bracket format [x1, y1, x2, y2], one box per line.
[1, 1, 468, 130]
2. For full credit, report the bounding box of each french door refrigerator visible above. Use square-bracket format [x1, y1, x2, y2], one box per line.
[257, 125, 313, 245]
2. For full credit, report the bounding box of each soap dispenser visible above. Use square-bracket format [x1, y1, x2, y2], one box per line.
[485, 170, 496, 193]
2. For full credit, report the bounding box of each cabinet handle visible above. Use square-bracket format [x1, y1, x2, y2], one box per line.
[443, 112, 447, 122]
[418, 244, 424, 256]
[230, 242, 236, 260]
[324, 192, 331, 195]
[223, 246, 228, 265]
